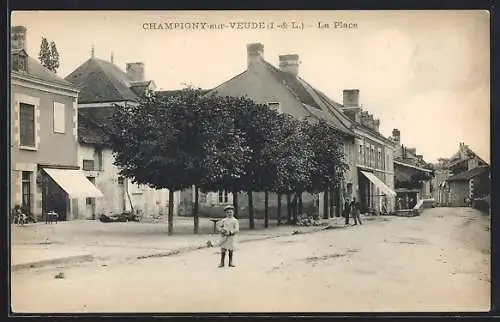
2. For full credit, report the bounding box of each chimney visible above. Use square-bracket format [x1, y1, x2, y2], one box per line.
[342, 89, 361, 123]
[392, 129, 401, 144]
[126, 62, 145, 82]
[279, 54, 299, 77]
[343, 89, 360, 107]
[11, 26, 27, 51]
[247, 43, 264, 69]
[373, 119, 380, 132]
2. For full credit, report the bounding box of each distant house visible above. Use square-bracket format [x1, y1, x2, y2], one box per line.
[10, 25, 103, 221]
[389, 129, 434, 209]
[179, 42, 396, 218]
[65, 56, 179, 219]
[438, 143, 490, 207]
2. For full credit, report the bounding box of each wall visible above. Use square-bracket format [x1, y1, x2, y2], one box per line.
[77, 145, 179, 219]
[11, 81, 78, 218]
[448, 181, 469, 207]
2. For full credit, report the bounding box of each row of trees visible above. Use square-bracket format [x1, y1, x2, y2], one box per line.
[107, 88, 348, 234]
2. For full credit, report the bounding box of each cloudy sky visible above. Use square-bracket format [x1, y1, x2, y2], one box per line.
[11, 10, 490, 163]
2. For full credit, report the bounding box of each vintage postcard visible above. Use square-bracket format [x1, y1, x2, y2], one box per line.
[9, 10, 490, 314]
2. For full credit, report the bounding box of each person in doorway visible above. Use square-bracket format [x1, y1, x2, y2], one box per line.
[350, 197, 362, 225]
[343, 198, 351, 225]
[217, 205, 240, 268]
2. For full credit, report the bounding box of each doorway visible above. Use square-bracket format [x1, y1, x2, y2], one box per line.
[21, 171, 32, 216]
[86, 176, 97, 219]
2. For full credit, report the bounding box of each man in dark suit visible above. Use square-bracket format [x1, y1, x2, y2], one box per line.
[343, 198, 351, 225]
[350, 197, 362, 225]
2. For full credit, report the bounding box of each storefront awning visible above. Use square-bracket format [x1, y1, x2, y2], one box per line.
[360, 171, 397, 197]
[43, 168, 104, 198]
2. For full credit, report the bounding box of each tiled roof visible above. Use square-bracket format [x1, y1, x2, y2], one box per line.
[65, 58, 139, 103]
[446, 166, 489, 181]
[78, 106, 118, 146]
[262, 61, 354, 136]
[11, 50, 75, 88]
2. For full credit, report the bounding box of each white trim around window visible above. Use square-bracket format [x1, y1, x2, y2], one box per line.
[15, 93, 40, 151]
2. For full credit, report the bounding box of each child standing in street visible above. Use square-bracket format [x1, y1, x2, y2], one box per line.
[217, 205, 240, 268]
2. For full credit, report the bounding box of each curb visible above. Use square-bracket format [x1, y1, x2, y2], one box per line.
[134, 224, 342, 261]
[11, 254, 94, 272]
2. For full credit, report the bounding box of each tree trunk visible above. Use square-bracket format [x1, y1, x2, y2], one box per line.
[232, 191, 239, 217]
[292, 194, 298, 224]
[286, 193, 292, 224]
[248, 190, 255, 229]
[323, 188, 329, 220]
[335, 187, 341, 217]
[298, 192, 303, 217]
[277, 193, 282, 226]
[192, 186, 199, 234]
[264, 191, 269, 228]
[329, 185, 335, 218]
[168, 190, 174, 235]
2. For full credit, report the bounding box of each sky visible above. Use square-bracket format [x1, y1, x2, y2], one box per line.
[11, 10, 490, 163]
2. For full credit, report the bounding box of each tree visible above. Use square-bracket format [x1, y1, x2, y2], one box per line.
[302, 119, 349, 219]
[228, 98, 282, 229]
[38, 37, 60, 73]
[109, 89, 201, 234]
[49, 41, 60, 73]
[269, 114, 314, 225]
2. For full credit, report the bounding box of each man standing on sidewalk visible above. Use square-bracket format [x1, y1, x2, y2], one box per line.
[343, 198, 351, 226]
[218, 205, 240, 268]
[350, 197, 362, 225]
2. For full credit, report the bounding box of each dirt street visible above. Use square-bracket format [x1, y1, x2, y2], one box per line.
[11, 207, 490, 313]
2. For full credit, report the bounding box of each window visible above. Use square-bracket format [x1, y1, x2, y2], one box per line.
[358, 144, 363, 163]
[365, 144, 370, 165]
[53, 102, 65, 133]
[20, 103, 35, 147]
[378, 148, 382, 168]
[117, 177, 124, 185]
[267, 102, 281, 113]
[218, 190, 229, 203]
[82, 159, 95, 171]
[94, 148, 103, 171]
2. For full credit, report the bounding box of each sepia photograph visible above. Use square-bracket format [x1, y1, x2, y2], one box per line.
[9, 10, 490, 313]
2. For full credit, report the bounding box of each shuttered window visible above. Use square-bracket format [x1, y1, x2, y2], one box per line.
[53, 102, 65, 133]
[19, 103, 35, 147]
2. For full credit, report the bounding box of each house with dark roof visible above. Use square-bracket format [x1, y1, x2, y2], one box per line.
[180, 42, 396, 218]
[65, 54, 178, 219]
[10, 26, 103, 221]
[435, 143, 490, 207]
[388, 129, 434, 209]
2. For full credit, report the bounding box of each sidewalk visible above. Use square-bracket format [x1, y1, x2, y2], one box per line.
[11, 216, 348, 271]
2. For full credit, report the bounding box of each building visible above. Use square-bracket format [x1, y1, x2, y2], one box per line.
[180, 43, 396, 217]
[389, 129, 434, 209]
[10, 26, 103, 221]
[436, 143, 490, 207]
[65, 54, 179, 219]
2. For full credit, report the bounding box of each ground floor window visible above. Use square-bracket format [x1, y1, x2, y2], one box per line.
[218, 190, 229, 204]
